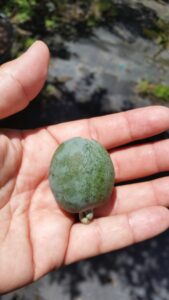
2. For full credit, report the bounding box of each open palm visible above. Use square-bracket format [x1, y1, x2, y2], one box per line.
[0, 42, 169, 294]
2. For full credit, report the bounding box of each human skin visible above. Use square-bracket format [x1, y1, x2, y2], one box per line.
[0, 41, 169, 294]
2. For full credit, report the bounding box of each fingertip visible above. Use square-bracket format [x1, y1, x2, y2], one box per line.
[23, 40, 50, 92]
[12, 40, 50, 100]
[26, 40, 50, 63]
[129, 206, 169, 242]
[147, 105, 169, 123]
[21, 40, 50, 76]
[151, 105, 169, 115]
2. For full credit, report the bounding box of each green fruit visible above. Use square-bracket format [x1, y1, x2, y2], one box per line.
[49, 137, 115, 224]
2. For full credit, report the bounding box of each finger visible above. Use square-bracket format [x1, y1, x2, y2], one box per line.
[0, 41, 49, 119]
[95, 176, 169, 217]
[65, 206, 169, 264]
[47, 106, 169, 149]
[111, 139, 169, 182]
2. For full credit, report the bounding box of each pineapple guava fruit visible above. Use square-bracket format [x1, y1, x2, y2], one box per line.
[49, 137, 115, 224]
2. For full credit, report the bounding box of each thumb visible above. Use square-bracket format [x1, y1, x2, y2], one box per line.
[0, 40, 50, 119]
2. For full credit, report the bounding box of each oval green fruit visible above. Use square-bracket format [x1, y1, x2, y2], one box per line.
[49, 137, 115, 223]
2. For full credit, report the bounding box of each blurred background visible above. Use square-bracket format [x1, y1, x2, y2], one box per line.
[0, 0, 169, 299]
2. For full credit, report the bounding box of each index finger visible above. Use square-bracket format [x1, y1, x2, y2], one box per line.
[47, 106, 169, 149]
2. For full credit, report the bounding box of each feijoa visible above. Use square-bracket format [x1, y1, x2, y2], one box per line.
[49, 137, 115, 224]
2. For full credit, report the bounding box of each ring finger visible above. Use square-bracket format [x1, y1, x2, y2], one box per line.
[111, 139, 169, 183]
[95, 176, 169, 217]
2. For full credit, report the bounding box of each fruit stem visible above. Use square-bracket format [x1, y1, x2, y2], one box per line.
[79, 209, 94, 224]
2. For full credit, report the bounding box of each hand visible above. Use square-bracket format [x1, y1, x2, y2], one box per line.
[0, 41, 169, 294]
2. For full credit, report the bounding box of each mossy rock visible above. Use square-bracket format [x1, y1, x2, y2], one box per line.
[49, 137, 115, 223]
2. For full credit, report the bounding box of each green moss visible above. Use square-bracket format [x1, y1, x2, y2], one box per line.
[136, 80, 150, 94]
[143, 19, 169, 49]
[137, 80, 169, 102]
[45, 19, 56, 30]
[45, 84, 58, 95]
[4, 0, 36, 22]
[24, 37, 37, 48]
[2, 0, 118, 55]
[2, 0, 117, 35]
[154, 84, 169, 101]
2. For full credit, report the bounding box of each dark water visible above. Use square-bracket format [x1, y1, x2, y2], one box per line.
[1, 1, 169, 300]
